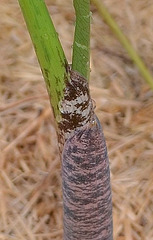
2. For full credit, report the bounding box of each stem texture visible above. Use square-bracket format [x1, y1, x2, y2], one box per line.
[61, 71, 113, 240]
[18, 0, 69, 119]
[72, 0, 90, 80]
[62, 114, 113, 240]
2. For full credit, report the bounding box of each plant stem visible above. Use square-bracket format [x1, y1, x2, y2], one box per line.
[92, 0, 153, 90]
[18, 2, 113, 239]
[72, 0, 90, 80]
[62, 114, 113, 240]
[18, 0, 69, 119]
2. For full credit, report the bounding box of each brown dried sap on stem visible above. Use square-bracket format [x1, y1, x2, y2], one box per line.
[58, 69, 93, 152]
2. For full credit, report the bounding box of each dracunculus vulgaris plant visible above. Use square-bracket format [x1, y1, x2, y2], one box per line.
[18, 0, 113, 239]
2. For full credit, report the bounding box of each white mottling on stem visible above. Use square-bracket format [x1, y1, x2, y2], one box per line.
[83, 12, 92, 19]
[75, 41, 88, 50]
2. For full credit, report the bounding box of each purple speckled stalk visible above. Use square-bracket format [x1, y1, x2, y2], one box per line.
[62, 115, 113, 240]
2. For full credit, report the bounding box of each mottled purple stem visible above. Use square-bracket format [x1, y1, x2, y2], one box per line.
[62, 115, 113, 240]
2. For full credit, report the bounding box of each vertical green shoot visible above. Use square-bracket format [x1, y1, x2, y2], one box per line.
[72, 0, 91, 80]
[18, 0, 69, 119]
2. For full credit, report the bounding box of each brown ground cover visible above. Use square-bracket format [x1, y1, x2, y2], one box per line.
[0, 1, 153, 239]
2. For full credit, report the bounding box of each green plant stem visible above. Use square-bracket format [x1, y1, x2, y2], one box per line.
[92, 0, 153, 90]
[72, 0, 90, 80]
[18, 0, 69, 119]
